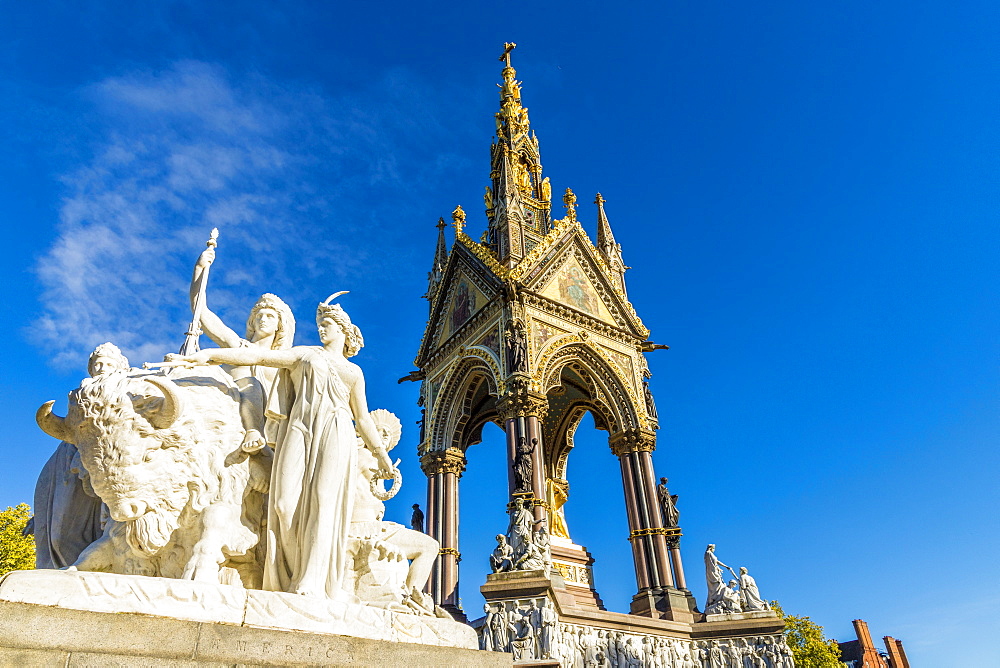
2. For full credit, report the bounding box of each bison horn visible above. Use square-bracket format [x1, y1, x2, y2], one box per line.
[144, 376, 184, 429]
[36, 400, 71, 442]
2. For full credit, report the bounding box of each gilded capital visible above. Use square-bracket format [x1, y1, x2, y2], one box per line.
[420, 447, 467, 477]
[496, 377, 548, 421]
[609, 428, 657, 456]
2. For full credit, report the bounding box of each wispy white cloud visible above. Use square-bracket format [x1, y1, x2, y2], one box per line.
[30, 60, 474, 369]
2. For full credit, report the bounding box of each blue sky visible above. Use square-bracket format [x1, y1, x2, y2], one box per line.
[1, 2, 997, 665]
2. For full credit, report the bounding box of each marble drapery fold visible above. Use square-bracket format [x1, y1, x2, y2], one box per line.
[264, 348, 358, 600]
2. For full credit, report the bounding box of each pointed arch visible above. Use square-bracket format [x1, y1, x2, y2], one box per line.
[427, 349, 501, 453]
[539, 338, 643, 442]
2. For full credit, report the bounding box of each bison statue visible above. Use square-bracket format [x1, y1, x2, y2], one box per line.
[36, 365, 270, 588]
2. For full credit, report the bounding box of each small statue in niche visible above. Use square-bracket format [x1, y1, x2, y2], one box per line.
[656, 477, 680, 528]
[505, 321, 527, 373]
[512, 436, 536, 494]
[490, 534, 514, 573]
[540, 177, 552, 203]
[643, 380, 658, 421]
[484, 186, 494, 211]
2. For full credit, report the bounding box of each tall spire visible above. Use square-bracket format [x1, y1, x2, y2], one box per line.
[485, 43, 552, 268]
[595, 193, 628, 297]
[425, 217, 448, 302]
[595, 193, 616, 254]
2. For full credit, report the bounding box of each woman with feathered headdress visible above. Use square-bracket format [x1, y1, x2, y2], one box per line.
[176, 292, 395, 600]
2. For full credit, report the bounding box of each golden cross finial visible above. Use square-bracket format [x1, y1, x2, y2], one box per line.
[436, 216, 446, 231]
[594, 193, 606, 206]
[500, 42, 516, 67]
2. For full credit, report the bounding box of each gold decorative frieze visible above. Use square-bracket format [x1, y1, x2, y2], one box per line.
[552, 559, 594, 586]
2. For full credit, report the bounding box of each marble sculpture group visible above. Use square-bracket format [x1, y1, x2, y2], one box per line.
[32, 233, 446, 618]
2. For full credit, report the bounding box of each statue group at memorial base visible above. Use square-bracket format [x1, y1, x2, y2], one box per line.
[479, 460, 788, 664]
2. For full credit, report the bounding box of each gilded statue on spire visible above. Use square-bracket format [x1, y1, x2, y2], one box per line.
[563, 188, 577, 221]
[496, 42, 530, 142]
[451, 204, 466, 236]
[541, 177, 552, 203]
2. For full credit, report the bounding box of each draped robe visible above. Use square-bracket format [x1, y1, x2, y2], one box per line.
[263, 347, 357, 599]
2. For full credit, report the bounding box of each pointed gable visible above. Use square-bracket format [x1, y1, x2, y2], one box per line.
[415, 237, 503, 366]
[435, 268, 488, 347]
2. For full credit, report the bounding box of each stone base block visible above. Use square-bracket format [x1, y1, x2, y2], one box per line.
[0, 569, 509, 666]
[630, 587, 699, 622]
[0, 600, 512, 667]
[0, 569, 476, 649]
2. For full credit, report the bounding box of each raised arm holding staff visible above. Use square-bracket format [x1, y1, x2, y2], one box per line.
[180, 228, 219, 356]
[181, 230, 295, 453]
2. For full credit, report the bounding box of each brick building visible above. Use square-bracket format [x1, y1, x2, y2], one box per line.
[838, 619, 910, 668]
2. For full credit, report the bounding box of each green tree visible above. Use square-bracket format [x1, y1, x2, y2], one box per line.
[772, 601, 843, 668]
[0, 504, 36, 576]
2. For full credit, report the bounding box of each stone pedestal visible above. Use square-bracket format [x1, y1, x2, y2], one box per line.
[549, 537, 605, 611]
[0, 570, 507, 667]
[630, 586, 699, 623]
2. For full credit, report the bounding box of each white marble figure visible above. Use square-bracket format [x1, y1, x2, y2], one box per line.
[535, 523, 552, 565]
[704, 543, 738, 614]
[515, 540, 546, 571]
[32, 343, 124, 568]
[508, 497, 534, 561]
[738, 566, 771, 612]
[508, 604, 536, 661]
[346, 408, 440, 616]
[501, 497, 550, 575]
[709, 641, 725, 668]
[721, 579, 743, 613]
[487, 601, 509, 652]
[36, 361, 269, 587]
[490, 534, 514, 573]
[176, 292, 396, 599]
[539, 598, 558, 659]
[481, 603, 499, 651]
[188, 244, 296, 454]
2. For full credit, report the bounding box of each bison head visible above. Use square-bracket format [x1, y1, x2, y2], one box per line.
[37, 372, 193, 556]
